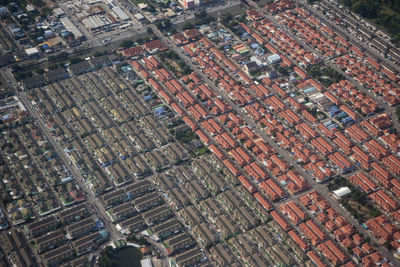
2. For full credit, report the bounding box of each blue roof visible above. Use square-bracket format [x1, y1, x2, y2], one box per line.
[336, 112, 348, 119]
[154, 106, 166, 117]
[250, 43, 260, 49]
[99, 229, 109, 238]
[154, 106, 165, 112]
[329, 106, 339, 112]
[341, 117, 354, 123]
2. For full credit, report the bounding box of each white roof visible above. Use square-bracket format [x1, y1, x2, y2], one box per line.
[26, 4, 35, 12]
[53, 8, 65, 16]
[134, 13, 144, 20]
[112, 6, 130, 21]
[267, 54, 281, 62]
[25, 47, 39, 56]
[60, 17, 83, 39]
[138, 3, 148, 9]
[140, 258, 152, 267]
[250, 56, 262, 66]
[333, 187, 351, 198]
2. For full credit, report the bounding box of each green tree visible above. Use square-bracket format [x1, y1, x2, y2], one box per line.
[147, 4, 156, 13]
[93, 51, 104, 57]
[35, 68, 44, 74]
[182, 22, 194, 30]
[222, 13, 233, 24]
[69, 57, 83, 64]
[164, 18, 172, 29]
[195, 10, 208, 19]
[120, 39, 134, 48]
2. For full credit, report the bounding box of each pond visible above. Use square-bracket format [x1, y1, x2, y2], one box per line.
[111, 247, 142, 267]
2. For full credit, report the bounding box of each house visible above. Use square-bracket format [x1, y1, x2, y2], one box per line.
[267, 54, 281, 64]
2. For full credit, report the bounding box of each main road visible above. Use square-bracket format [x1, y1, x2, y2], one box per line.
[149, 24, 400, 265]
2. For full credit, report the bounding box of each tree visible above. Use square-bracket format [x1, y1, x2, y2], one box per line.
[138, 236, 150, 246]
[195, 10, 208, 19]
[69, 57, 83, 65]
[222, 13, 233, 24]
[155, 21, 163, 30]
[35, 68, 44, 74]
[182, 22, 194, 30]
[160, 0, 171, 8]
[98, 246, 115, 267]
[396, 106, 400, 122]
[93, 51, 104, 57]
[164, 19, 172, 29]
[120, 39, 133, 48]
[147, 4, 156, 13]
[48, 64, 59, 70]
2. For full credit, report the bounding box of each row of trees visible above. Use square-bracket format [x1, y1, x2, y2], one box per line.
[308, 64, 344, 87]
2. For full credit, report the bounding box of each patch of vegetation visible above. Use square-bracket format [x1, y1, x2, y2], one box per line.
[308, 64, 344, 87]
[160, 50, 180, 60]
[182, 10, 213, 30]
[120, 39, 134, 49]
[276, 66, 292, 76]
[30, 0, 45, 7]
[93, 51, 109, 57]
[221, 13, 240, 33]
[165, 119, 183, 129]
[308, 107, 326, 119]
[182, 22, 195, 31]
[130, 0, 147, 5]
[174, 129, 198, 143]
[135, 36, 153, 45]
[69, 57, 84, 65]
[195, 146, 209, 156]
[40, 7, 52, 18]
[48, 52, 69, 62]
[194, 10, 213, 25]
[156, 19, 172, 31]
[48, 64, 61, 70]
[34, 68, 44, 74]
[328, 176, 381, 223]
[160, 0, 171, 8]
[147, 3, 156, 13]
[396, 106, 400, 122]
[159, 51, 192, 76]
[98, 246, 115, 267]
[127, 235, 150, 246]
[13, 70, 32, 81]
[98, 245, 142, 267]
